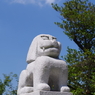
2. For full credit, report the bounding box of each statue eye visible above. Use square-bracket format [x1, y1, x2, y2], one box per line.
[41, 36, 49, 40]
[52, 37, 57, 40]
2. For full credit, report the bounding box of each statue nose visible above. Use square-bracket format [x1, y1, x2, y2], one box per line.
[51, 39, 57, 43]
[51, 40, 58, 47]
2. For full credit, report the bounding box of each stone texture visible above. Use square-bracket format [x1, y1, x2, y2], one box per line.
[20, 91, 73, 95]
[17, 34, 70, 95]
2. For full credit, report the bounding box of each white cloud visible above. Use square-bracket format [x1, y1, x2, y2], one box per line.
[6, 0, 57, 6]
[10, 0, 35, 4]
[45, 0, 55, 4]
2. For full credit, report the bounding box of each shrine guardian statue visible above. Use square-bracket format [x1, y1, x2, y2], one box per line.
[17, 34, 70, 95]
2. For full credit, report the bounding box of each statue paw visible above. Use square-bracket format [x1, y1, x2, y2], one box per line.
[17, 87, 33, 94]
[36, 83, 50, 91]
[60, 86, 70, 92]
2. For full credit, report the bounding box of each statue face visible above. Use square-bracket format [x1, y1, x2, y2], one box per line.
[26, 34, 61, 63]
[37, 34, 61, 58]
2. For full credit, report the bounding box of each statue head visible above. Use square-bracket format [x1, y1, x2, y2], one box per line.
[26, 34, 61, 63]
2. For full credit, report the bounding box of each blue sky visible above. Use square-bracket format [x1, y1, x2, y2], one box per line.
[0, 0, 94, 81]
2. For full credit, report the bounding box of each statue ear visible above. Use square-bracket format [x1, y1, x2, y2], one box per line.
[26, 37, 38, 63]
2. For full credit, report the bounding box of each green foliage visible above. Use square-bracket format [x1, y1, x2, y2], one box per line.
[65, 48, 95, 95]
[52, 0, 95, 52]
[52, 0, 95, 95]
[0, 72, 18, 95]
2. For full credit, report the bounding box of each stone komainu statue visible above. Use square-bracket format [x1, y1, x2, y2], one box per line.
[17, 34, 70, 95]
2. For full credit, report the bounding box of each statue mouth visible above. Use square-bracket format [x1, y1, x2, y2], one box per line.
[41, 46, 59, 51]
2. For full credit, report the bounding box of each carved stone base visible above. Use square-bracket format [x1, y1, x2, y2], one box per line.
[20, 91, 73, 95]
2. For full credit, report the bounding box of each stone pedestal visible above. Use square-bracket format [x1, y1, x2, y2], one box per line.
[20, 91, 73, 95]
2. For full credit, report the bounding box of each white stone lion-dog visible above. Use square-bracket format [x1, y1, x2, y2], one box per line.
[17, 34, 70, 95]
